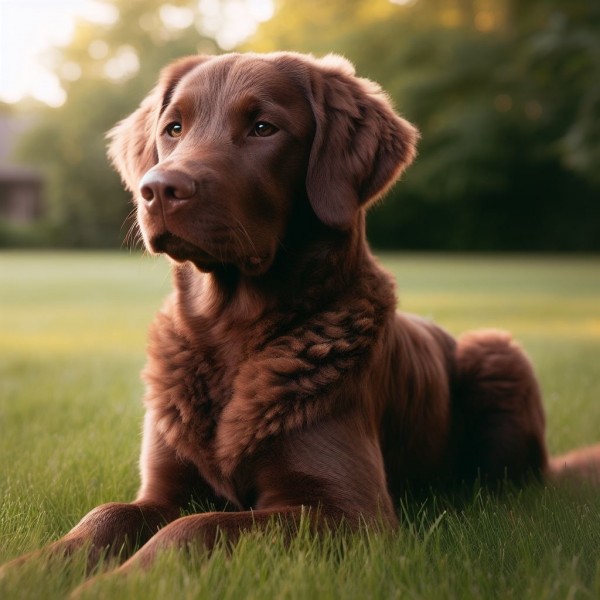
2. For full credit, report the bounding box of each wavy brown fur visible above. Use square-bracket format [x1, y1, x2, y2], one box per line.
[2, 52, 598, 586]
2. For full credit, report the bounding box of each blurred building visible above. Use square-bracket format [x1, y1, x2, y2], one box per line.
[0, 116, 44, 223]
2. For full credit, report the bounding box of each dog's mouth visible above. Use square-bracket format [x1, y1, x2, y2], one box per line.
[149, 232, 271, 275]
[150, 232, 219, 271]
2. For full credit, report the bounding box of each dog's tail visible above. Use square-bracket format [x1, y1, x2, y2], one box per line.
[546, 444, 600, 485]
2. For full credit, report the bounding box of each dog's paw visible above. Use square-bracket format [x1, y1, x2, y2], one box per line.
[0, 549, 44, 579]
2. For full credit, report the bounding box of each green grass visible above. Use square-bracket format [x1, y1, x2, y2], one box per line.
[1, 251, 599, 599]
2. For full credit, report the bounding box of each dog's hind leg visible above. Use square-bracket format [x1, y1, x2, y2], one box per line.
[453, 329, 549, 484]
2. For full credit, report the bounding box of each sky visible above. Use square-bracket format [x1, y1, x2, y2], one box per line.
[0, 0, 274, 107]
[0, 1, 105, 106]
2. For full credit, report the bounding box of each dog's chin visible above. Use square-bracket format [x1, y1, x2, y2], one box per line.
[147, 232, 215, 271]
[147, 232, 273, 276]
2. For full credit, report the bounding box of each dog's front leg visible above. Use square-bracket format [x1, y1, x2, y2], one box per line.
[1, 412, 217, 575]
[45, 499, 177, 566]
[69, 506, 326, 597]
[119, 506, 320, 571]
[0, 499, 178, 578]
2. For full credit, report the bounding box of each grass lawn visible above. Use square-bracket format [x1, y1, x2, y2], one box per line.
[0, 251, 599, 599]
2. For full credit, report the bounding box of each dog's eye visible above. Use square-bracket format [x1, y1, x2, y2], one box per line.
[252, 121, 278, 137]
[165, 122, 183, 138]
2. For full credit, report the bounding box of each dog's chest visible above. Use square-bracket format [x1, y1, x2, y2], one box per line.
[141, 273, 396, 502]
[142, 311, 252, 489]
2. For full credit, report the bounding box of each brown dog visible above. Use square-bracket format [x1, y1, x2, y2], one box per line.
[3, 52, 599, 578]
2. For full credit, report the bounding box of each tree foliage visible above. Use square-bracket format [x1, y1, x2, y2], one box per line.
[10, 0, 600, 250]
[248, 0, 600, 250]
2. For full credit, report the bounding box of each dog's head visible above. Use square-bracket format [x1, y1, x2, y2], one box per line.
[108, 52, 418, 275]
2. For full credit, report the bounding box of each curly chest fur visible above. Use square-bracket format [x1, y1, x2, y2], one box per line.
[141, 271, 396, 494]
[141, 309, 243, 479]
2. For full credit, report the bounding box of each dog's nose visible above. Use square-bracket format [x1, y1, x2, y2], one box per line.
[139, 169, 196, 207]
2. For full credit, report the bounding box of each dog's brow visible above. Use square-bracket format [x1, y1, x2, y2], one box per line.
[231, 95, 261, 115]
[227, 95, 289, 125]
[159, 81, 180, 117]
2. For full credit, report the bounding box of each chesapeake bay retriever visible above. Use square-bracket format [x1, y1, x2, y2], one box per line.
[3, 52, 600, 578]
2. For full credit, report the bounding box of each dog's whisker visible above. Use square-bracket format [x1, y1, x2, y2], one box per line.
[126, 223, 143, 252]
[121, 207, 141, 252]
[227, 214, 259, 258]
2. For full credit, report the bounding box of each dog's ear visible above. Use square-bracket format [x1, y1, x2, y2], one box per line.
[305, 54, 419, 230]
[107, 55, 210, 194]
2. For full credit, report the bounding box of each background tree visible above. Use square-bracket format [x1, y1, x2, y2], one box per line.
[9, 0, 600, 250]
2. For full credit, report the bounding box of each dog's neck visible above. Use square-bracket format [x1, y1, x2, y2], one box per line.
[171, 211, 383, 325]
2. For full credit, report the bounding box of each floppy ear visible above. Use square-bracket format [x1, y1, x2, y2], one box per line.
[107, 55, 211, 195]
[305, 55, 419, 230]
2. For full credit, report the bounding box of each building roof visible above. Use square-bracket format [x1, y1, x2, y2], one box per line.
[0, 164, 43, 183]
[0, 115, 32, 162]
[0, 114, 43, 182]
